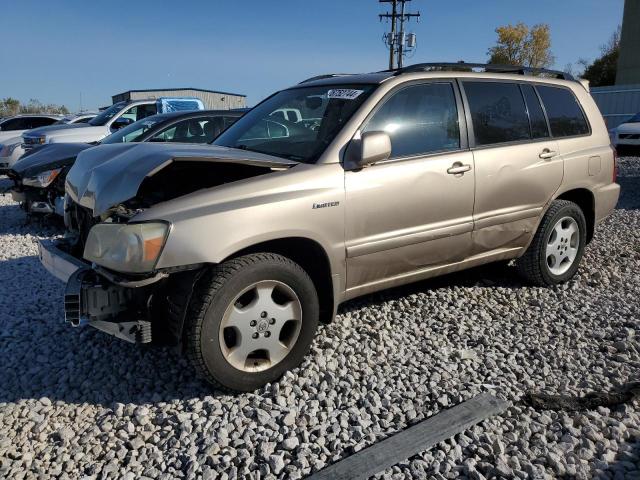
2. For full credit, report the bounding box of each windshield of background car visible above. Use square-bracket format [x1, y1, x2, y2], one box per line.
[627, 113, 640, 123]
[213, 84, 376, 163]
[89, 102, 127, 126]
[54, 116, 74, 125]
[101, 116, 164, 144]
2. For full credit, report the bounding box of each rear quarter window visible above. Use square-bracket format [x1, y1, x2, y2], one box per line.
[536, 85, 590, 138]
[520, 84, 550, 139]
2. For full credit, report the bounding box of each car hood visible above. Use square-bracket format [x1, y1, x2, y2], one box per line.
[25, 123, 107, 140]
[24, 123, 88, 137]
[617, 122, 640, 134]
[66, 143, 297, 216]
[0, 131, 25, 142]
[10, 143, 93, 178]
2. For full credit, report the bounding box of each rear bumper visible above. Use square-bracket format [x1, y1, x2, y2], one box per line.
[595, 182, 621, 224]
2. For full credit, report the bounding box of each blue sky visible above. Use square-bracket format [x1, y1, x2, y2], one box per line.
[0, 0, 625, 110]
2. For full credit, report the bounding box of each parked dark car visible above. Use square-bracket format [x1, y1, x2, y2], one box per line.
[8, 109, 243, 215]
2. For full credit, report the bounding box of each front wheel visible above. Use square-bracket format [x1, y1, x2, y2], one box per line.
[516, 200, 587, 287]
[184, 253, 319, 392]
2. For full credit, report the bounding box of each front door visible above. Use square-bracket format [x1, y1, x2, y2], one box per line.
[344, 81, 475, 293]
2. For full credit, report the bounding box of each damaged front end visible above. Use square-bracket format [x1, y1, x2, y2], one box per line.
[42, 236, 205, 345]
[8, 143, 92, 216]
[43, 142, 295, 345]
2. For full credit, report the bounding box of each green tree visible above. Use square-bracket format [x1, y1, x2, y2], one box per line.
[0, 98, 21, 117]
[580, 27, 621, 87]
[19, 98, 69, 115]
[488, 23, 554, 69]
[0, 97, 70, 117]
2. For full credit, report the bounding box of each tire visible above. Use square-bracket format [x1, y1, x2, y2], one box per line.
[516, 200, 587, 287]
[184, 253, 319, 392]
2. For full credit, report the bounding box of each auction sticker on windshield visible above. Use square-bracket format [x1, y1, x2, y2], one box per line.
[327, 89, 364, 100]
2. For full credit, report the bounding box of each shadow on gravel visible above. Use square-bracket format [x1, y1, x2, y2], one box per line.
[617, 176, 640, 210]
[338, 260, 524, 317]
[0, 199, 64, 236]
[0, 254, 216, 406]
[600, 438, 640, 478]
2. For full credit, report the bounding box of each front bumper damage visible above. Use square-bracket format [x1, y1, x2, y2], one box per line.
[39, 239, 154, 343]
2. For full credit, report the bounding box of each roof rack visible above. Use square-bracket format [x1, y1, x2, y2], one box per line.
[298, 74, 352, 84]
[390, 62, 575, 81]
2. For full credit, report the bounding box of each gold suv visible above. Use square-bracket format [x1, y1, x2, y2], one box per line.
[40, 63, 620, 391]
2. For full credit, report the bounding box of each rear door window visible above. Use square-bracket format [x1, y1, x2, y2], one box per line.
[463, 81, 530, 146]
[363, 82, 461, 158]
[120, 104, 158, 123]
[520, 84, 550, 139]
[0, 118, 28, 130]
[536, 86, 589, 138]
[28, 117, 58, 129]
[150, 118, 208, 143]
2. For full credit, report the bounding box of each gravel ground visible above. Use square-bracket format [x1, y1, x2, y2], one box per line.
[0, 157, 639, 480]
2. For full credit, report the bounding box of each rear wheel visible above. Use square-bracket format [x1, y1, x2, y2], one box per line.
[185, 253, 319, 392]
[516, 200, 586, 286]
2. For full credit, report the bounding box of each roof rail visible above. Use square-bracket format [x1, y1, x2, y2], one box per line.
[390, 62, 575, 81]
[298, 73, 352, 84]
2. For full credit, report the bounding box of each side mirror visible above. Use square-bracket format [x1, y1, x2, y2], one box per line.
[344, 131, 392, 170]
[111, 117, 133, 130]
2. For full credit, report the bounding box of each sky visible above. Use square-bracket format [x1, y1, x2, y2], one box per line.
[0, 0, 625, 111]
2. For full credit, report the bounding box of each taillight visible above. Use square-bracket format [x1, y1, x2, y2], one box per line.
[612, 145, 618, 183]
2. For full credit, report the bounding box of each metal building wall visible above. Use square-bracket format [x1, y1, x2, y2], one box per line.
[112, 89, 246, 110]
[617, 0, 640, 85]
[591, 84, 640, 129]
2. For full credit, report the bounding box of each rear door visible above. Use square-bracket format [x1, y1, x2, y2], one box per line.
[461, 80, 562, 254]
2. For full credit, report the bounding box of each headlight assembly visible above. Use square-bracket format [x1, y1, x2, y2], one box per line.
[7, 143, 22, 154]
[22, 168, 62, 188]
[83, 222, 170, 273]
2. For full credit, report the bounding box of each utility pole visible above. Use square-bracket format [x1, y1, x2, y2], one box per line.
[379, 0, 398, 70]
[379, 0, 421, 70]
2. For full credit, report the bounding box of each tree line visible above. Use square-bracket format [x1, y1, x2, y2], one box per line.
[0, 98, 69, 118]
[487, 22, 620, 87]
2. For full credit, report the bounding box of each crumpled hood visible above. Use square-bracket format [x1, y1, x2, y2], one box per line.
[11, 143, 93, 178]
[66, 143, 297, 216]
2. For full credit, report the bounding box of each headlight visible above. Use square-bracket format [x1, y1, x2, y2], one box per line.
[30, 136, 47, 145]
[83, 222, 170, 273]
[7, 143, 22, 155]
[22, 168, 61, 187]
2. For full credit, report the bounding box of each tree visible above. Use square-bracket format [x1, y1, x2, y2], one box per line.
[580, 27, 621, 87]
[0, 98, 69, 117]
[488, 23, 554, 69]
[0, 98, 20, 117]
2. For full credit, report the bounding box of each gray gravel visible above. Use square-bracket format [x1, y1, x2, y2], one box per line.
[0, 157, 639, 480]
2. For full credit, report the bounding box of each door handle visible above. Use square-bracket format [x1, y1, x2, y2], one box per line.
[447, 162, 472, 175]
[539, 148, 558, 160]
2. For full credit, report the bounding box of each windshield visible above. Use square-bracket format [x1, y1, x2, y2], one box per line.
[54, 116, 74, 125]
[89, 102, 127, 126]
[101, 115, 164, 144]
[627, 113, 640, 123]
[214, 84, 376, 163]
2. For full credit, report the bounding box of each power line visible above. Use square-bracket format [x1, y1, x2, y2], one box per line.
[379, 0, 421, 69]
